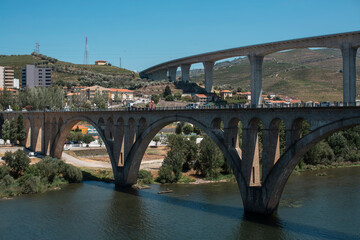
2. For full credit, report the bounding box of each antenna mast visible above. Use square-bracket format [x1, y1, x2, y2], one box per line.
[84, 37, 89, 64]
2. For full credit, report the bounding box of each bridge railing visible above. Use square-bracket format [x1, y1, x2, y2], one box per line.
[2, 101, 359, 114]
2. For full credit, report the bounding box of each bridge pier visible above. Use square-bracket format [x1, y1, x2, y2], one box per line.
[242, 122, 261, 186]
[168, 67, 177, 82]
[181, 64, 191, 82]
[341, 43, 358, 105]
[248, 54, 264, 107]
[203, 61, 214, 93]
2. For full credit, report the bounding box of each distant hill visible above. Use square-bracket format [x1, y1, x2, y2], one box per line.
[0, 54, 140, 88]
[191, 48, 360, 102]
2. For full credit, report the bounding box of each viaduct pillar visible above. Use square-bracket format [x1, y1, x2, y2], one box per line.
[248, 54, 264, 107]
[341, 43, 358, 105]
[181, 64, 191, 82]
[203, 61, 215, 93]
[168, 67, 177, 82]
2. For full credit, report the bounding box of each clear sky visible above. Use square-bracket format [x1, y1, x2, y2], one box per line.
[0, 0, 359, 71]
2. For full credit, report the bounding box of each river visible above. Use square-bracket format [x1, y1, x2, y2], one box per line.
[0, 167, 359, 240]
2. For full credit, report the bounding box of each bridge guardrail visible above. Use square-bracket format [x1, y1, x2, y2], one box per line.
[1, 101, 358, 113]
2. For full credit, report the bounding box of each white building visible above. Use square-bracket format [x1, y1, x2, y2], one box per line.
[0, 66, 14, 88]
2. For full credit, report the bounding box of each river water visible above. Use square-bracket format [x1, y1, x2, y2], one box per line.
[0, 167, 359, 240]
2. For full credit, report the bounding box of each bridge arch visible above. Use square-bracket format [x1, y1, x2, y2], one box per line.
[122, 115, 245, 189]
[52, 116, 111, 161]
[264, 116, 360, 212]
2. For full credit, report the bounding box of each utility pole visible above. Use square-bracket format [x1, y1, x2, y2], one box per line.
[120, 57, 122, 68]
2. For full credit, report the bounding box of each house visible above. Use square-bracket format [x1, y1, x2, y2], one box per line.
[81, 85, 110, 100]
[220, 90, 232, 99]
[237, 92, 251, 100]
[194, 94, 211, 103]
[95, 60, 107, 66]
[109, 88, 134, 102]
[72, 124, 88, 134]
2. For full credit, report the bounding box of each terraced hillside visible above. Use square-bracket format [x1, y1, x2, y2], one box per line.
[191, 48, 360, 102]
[0, 54, 139, 88]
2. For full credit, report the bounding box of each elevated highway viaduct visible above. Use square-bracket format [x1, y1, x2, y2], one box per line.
[140, 31, 360, 107]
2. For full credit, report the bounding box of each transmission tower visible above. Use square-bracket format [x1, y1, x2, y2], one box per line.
[35, 42, 40, 54]
[83, 37, 89, 65]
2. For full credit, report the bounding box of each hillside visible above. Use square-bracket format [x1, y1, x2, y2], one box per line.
[191, 48, 360, 102]
[0, 54, 140, 88]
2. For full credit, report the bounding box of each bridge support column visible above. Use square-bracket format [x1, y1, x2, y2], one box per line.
[43, 120, 52, 155]
[262, 128, 280, 181]
[242, 126, 261, 186]
[203, 61, 214, 93]
[248, 54, 264, 107]
[168, 67, 177, 82]
[341, 43, 357, 105]
[181, 64, 191, 82]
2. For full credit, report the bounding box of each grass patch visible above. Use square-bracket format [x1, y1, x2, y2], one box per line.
[81, 167, 114, 182]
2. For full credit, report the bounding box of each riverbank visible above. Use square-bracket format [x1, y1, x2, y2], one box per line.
[81, 162, 360, 187]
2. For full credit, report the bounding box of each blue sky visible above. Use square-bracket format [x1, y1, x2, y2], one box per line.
[0, 0, 359, 71]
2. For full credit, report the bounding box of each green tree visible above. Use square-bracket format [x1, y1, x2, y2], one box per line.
[163, 85, 172, 97]
[1, 119, 10, 144]
[165, 95, 174, 101]
[9, 119, 17, 145]
[92, 91, 108, 109]
[195, 136, 224, 178]
[182, 137, 198, 172]
[153, 136, 161, 146]
[193, 126, 201, 135]
[98, 137, 103, 147]
[82, 134, 95, 147]
[17, 115, 26, 144]
[68, 131, 83, 142]
[175, 122, 184, 135]
[183, 124, 193, 135]
[174, 92, 182, 100]
[3, 150, 30, 178]
[151, 94, 160, 104]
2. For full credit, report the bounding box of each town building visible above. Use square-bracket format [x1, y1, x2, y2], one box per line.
[0, 66, 14, 88]
[21, 64, 52, 88]
[109, 88, 134, 102]
[194, 94, 212, 103]
[81, 85, 109, 100]
[220, 90, 232, 99]
[13, 78, 19, 89]
[95, 60, 107, 66]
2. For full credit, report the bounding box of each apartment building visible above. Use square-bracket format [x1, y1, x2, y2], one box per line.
[0, 66, 14, 88]
[22, 64, 52, 88]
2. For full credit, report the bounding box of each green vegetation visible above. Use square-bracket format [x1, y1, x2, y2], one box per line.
[156, 134, 230, 184]
[81, 167, 114, 182]
[137, 170, 153, 185]
[0, 151, 82, 198]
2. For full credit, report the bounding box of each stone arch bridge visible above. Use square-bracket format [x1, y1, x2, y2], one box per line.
[1, 106, 360, 214]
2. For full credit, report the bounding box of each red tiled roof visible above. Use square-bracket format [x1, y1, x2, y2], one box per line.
[109, 88, 133, 93]
[196, 94, 207, 98]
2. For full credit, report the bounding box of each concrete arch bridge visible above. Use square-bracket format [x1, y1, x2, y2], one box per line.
[1, 106, 360, 214]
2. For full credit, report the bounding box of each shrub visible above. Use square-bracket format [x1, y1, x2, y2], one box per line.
[20, 175, 41, 194]
[1, 174, 14, 187]
[157, 165, 175, 184]
[3, 150, 30, 178]
[138, 170, 153, 184]
[0, 165, 10, 179]
[35, 157, 59, 182]
[63, 165, 83, 183]
[165, 95, 174, 101]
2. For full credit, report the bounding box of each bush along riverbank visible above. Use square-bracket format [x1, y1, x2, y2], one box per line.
[0, 150, 82, 199]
